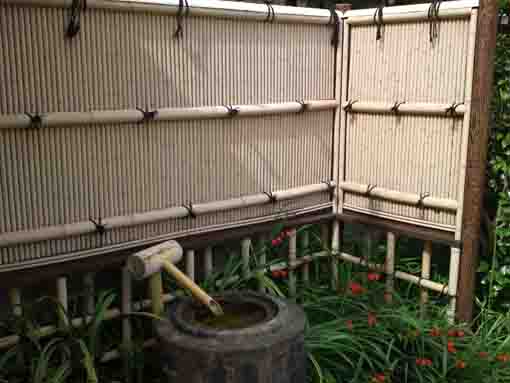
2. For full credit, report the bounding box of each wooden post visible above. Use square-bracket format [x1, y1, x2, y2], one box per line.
[301, 231, 310, 285]
[288, 228, 297, 300]
[56, 277, 69, 327]
[458, 0, 499, 323]
[8, 288, 22, 317]
[241, 238, 251, 279]
[204, 247, 213, 278]
[186, 249, 195, 282]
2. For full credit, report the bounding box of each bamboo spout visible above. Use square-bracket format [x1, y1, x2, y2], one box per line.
[127, 240, 223, 317]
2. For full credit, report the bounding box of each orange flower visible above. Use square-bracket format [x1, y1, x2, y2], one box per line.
[496, 354, 510, 363]
[368, 312, 377, 327]
[280, 269, 289, 278]
[478, 352, 489, 359]
[348, 281, 365, 295]
[447, 341, 457, 353]
[346, 319, 353, 331]
[456, 360, 466, 369]
[430, 328, 441, 337]
[271, 270, 282, 278]
[367, 272, 383, 282]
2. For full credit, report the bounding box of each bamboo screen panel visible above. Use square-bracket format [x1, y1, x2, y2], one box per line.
[338, 5, 477, 233]
[0, 1, 336, 269]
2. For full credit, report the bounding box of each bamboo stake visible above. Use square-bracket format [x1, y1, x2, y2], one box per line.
[288, 228, 297, 299]
[258, 237, 267, 293]
[121, 267, 132, 382]
[448, 247, 461, 322]
[148, 273, 164, 316]
[320, 224, 330, 280]
[421, 241, 432, 315]
[331, 221, 340, 289]
[186, 250, 195, 282]
[385, 232, 396, 303]
[241, 238, 251, 279]
[301, 231, 310, 285]
[83, 273, 95, 321]
[56, 277, 68, 327]
[8, 288, 22, 316]
[204, 247, 213, 278]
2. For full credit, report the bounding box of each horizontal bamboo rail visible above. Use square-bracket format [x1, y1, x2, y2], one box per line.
[1, 0, 339, 24]
[341, 101, 466, 117]
[0, 182, 334, 248]
[339, 181, 458, 212]
[0, 100, 338, 130]
[345, 0, 477, 24]
[338, 252, 448, 293]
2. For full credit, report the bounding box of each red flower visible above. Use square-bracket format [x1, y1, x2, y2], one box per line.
[447, 341, 457, 353]
[448, 329, 458, 337]
[348, 281, 365, 295]
[374, 373, 386, 382]
[367, 272, 383, 282]
[478, 352, 489, 359]
[456, 360, 466, 369]
[345, 319, 353, 331]
[271, 239, 282, 246]
[416, 358, 432, 366]
[430, 328, 441, 337]
[368, 312, 377, 327]
[496, 354, 510, 363]
[271, 270, 282, 278]
[456, 330, 465, 338]
[280, 269, 289, 278]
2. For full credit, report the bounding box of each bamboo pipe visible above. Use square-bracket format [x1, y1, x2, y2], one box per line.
[301, 231, 310, 285]
[1, 0, 339, 25]
[339, 181, 458, 212]
[341, 101, 466, 117]
[385, 232, 396, 303]
[0, 181, 334, 248]
[421, 241, 432, 313]
[447, 247, 461, 322]
[288, 229, 297, 299]
[0, 100, 338, 130]
[8, 288, 22, 316]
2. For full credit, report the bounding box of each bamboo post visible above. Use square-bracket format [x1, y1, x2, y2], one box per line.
[385, 232, 396, 303]
[320, 223, 330, 279]
[204, 247, 213, 277]
[83, 273, 95, 321]
[301, 231, 310, 285]
[8, 288, 22, 316]
[420, 241, 432, 315]
[186, 249, 195, 282]
[331, 221, 340, 290]
[241, 238, 251, 279]
[148, 273, 164, 316]
[288, 228, 297, 300]
[448, 247, 461, 322]
[458, 0, 499, 322]
[56, 277, 69, 327]
[258, 237, 267, 293]
[121, 267, 132, 382]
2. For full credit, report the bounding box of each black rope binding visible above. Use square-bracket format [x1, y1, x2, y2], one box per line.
[264, 0, 276, 23]
[25, 113, 42, 129]
[174, 0, 190, 39]
[296, 99, 308, 113]
[343, 99, 358, 112]
[365, 184, 377, 196]
[445, 102, 463, 117]
[182, 202, 196, 218]
[329, 8, 340, 48]
[224, 105, 240, 117]
[391, 101, 405, 114]
[264, 191, 278, 204]
[89, 217, 106, 235]
[136, 108, 158, 123]
[373, 0, 385, 41]
[417, 192, 430, 207]
[428, 0, 442, 43]
[66, 0, 86, 38]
